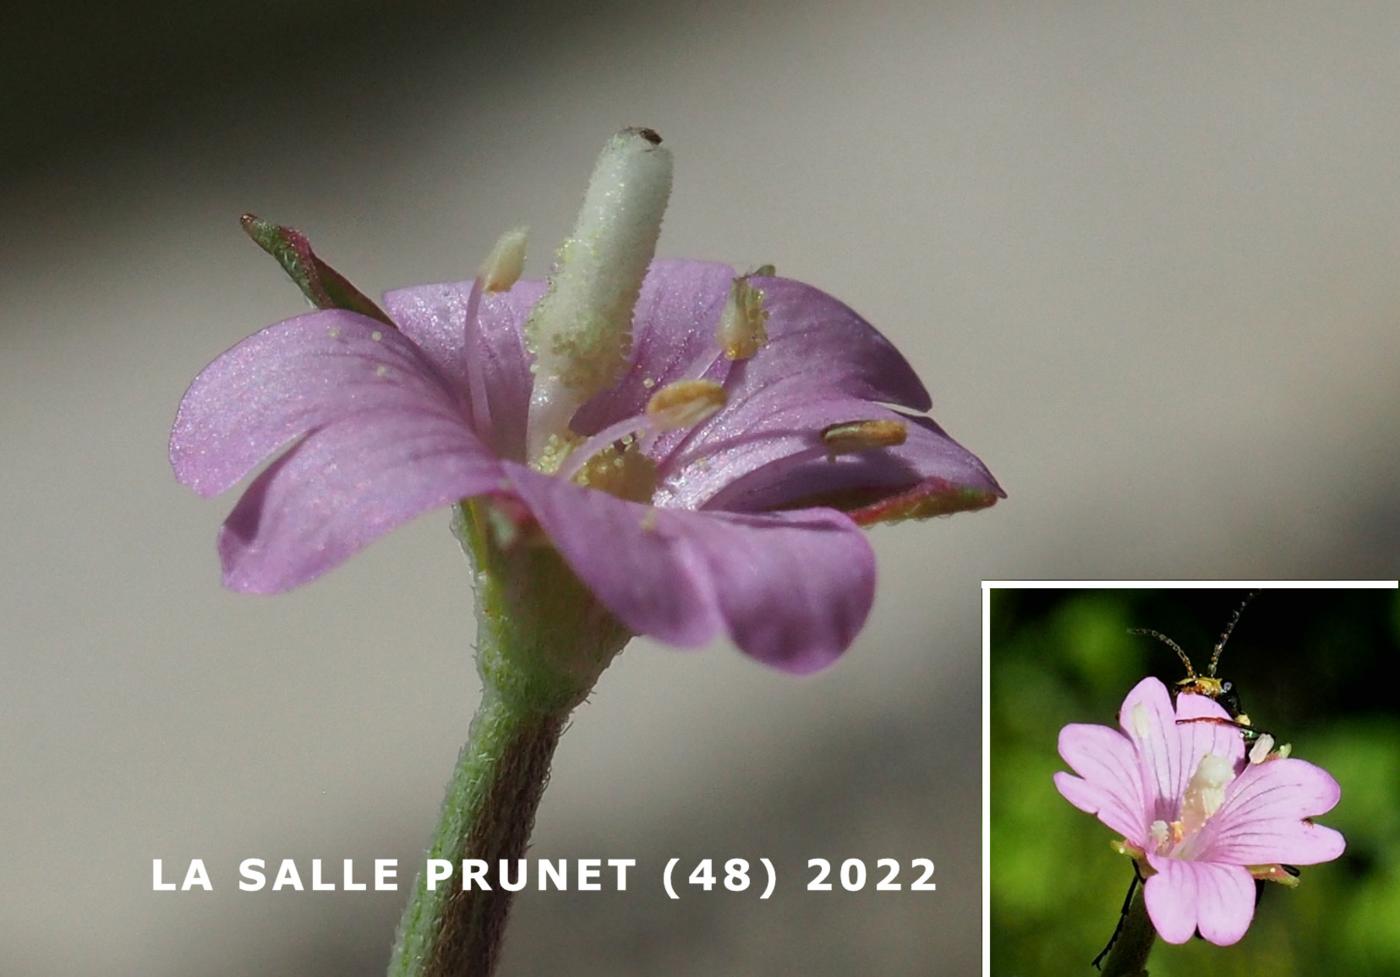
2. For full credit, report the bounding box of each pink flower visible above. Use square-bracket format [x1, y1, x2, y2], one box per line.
[170, 254, 1001, 674]
[1054, 677, 1345, 946]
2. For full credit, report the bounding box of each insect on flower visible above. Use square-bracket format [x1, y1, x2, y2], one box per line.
[1083, 592, 1314, 968]
[1129, 590, 1285, 753]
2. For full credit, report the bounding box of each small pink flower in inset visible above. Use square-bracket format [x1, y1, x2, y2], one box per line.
[1054, 676, 1345, 946]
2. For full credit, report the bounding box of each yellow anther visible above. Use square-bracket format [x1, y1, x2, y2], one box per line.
[717, 274, 769, 361]
[572, 442, 658, 504]
[820, 419, 908, 457]
[645, 379, 727, 431]
[479, 226, 528, 292]
[1248, 734, 1275, 765]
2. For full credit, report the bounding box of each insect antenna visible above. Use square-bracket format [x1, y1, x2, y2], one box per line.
[1127, 627, 1195, 679]
[1208, 590, 1258, 678]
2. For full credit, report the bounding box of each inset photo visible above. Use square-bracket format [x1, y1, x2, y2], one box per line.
[986, 583, 1400, 977]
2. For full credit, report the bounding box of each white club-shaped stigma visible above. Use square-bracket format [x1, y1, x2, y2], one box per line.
[525, 128, 674, 464]
[1179, 753, 1232, 839]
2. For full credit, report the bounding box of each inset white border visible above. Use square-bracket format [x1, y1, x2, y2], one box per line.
[979, 579, 1398, 975]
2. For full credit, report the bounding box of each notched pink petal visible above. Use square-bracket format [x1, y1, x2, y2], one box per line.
[1053, 774, 1142, 846]
[1287, 822, 1346, 865]
[1206, 819, 1346, 867]
[1164, 859, 1255, 946]
[1117, 677, 1185, 818]
[1143, 857, 1201, 944]
[1052, 770, 1098, 813]
[1197, 758, 1346, 865]
[219, 411, 505, 593]
[171, 310, 468, 498]
[383, 279, 543, 460]
[505, 464, 873, 673]
[1055, 724, 1148, 843]
[1117, 676, 1178, 738]
[1221, 756, 1342, 819]
[678, 507, 875, 673]
[743, 275, 932, 411]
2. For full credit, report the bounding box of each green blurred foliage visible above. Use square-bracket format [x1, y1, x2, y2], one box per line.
[990, 588, 1400, 977]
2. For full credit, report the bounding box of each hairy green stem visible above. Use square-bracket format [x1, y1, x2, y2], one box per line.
[387, 688, 566, 977]
[387, 500, 630, 977]
[1100, 881, 1156, 977]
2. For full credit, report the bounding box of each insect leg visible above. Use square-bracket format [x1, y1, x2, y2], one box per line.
[1174, 715, 1265, 742]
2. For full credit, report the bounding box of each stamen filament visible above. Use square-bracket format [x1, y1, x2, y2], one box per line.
[556, 379, 727, 485]
[463, 281, 487, 435]
[465, 228, 531, 447]
[556, 417, 651, 484]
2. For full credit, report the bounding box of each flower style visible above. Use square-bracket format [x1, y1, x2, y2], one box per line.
[1054, 677, 1345, 946]
[170, 131, 1001, 675]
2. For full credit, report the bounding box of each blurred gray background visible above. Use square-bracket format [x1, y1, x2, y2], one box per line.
[3, 2, 1398, 975]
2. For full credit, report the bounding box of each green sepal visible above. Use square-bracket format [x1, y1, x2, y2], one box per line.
[239, 213, 395, 327]
[453, 498, 631, 714]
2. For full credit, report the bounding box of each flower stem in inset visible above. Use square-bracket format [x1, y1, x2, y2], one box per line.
[1100, 879, 1156, 977]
